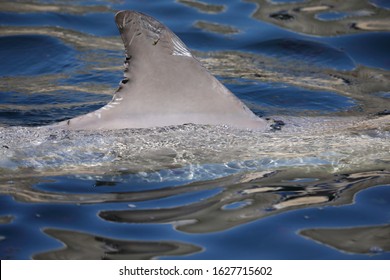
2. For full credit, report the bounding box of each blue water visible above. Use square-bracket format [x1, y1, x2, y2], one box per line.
[0, 0, 389, 260]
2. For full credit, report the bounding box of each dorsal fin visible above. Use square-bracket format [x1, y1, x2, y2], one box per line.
[52, 10, 267, 130]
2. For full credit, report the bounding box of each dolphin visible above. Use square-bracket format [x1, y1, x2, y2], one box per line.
[51, 10, 267, 130]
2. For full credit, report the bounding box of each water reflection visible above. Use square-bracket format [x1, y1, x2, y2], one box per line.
[301, 224, 390, 254]
[98, 170, 390, 233]
[177, 0, 225, 14]
[0, 1, 112, 15]
[34, 228, 201, 260]
[194, 21, 240, 34]
[248, 0, 390, 35]
[244, 38, 356, 71]
[1, 169, 389, 259]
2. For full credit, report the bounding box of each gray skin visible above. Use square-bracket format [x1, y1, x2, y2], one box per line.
[51, 10, 267, 130]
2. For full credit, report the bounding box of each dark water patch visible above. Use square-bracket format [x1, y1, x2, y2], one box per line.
[0, 1, 112, 15]
[229, 82, 356, 115]
[325, 32, 390, 70]
[0, 90, 108, 106]
[0, 108, 86, 127]
[0, 90, 110, 126]
[300, 184, 390, 255]
[303, 184, 390, 228]
[0, 12, 117, 36]
[63, 69, 120, 86]
[0, 107, 100, 127]
[245, 38, 356, 71]
[0, 35, 76, 76]
[352, 185, 390, 223]
[0, 196, 66, 259]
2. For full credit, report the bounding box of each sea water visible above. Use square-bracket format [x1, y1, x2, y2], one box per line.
[0, 0, 389, 259]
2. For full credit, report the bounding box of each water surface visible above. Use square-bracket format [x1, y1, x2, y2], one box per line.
[0, 0, 389, 260]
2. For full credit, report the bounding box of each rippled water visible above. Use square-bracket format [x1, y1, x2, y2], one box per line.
[0, 0, 389, 259]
